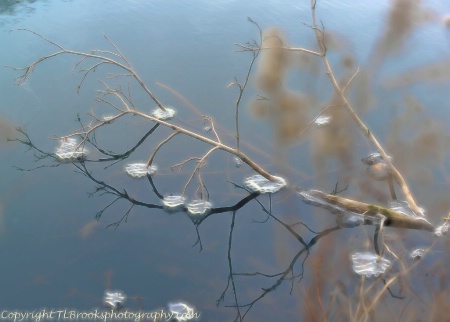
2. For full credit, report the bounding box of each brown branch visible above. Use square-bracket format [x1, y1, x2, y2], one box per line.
[182, 146, 219, 196]
[202, 115, 221, 143]
[171, 157, 201, 172]
[6, 29, 167, 112]
[146, 131, 180, 167]
[236, 44, 321, 56]
[9, 29, 278, 183]
[309, 2, 423, 217]
[130, 109, 276, 181]
[342, 67, 360, 94]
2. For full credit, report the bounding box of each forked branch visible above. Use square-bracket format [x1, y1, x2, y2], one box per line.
[309, 0, 422, 216]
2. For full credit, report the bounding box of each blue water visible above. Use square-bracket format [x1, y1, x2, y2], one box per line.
[1, 0, 450, 321]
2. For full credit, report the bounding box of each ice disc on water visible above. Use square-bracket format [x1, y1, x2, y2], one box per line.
[163, 195, 186, 208]
[152, 107, 176, 120]
[187, 200, 212, 216]
[410, 248, 425, 260]
[390, 200, 425, 217]
[435, 222, 449, 237]
[103, 290, 126, 310]
[362, 152, 391, 181]
[168, 302, 195, 321]
[125, 163, 157, 178]
[243, 174, 286, 194]
[234, 157, 242, 168]
[361, 152, 391, 165]
[55, 138, 88, 162]
[351, 252, 391, 278]
[101, 115, 115, 123]
[336, 213, 365, 228]
[163, 195, 186, 213]
[314, 115, 331, 127]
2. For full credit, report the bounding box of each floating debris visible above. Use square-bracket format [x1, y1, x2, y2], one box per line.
[101, 115, 115, 124]
[336, 212, 365, 228]
[435, 222, 449, 237]
[234, 157, 242, 168]
[163, 195, 186, 213]
[299, 189, 381, 225]
[390, 200, 425, 218]
[298, 188, 434, 231]
[243, 174, 286, 194]
[151, 107, 176, 120]
[103, 290, 126, 311]
[125, 163, 157, 178]
[314, 115, 331, 127]
[187, 200, 212, 216]
[361, 152, 385, 165]
[410, 248, 425, 260]
[168, 302, 195, 321]
[55, 138, 88, 162]
[361, 152, 391, 180]
[351, 252, 391, 278]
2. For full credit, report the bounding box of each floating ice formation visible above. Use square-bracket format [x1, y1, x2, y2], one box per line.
[389, 200, 425, 217]
[168, 302, 195, 321]
[101, 115, 115, 123]
[203, 125, 212, 132]
[151, 107, 176, 120]
[314, 115, 331, 127]
[351, 252, 391, 278]
[410, 248, 425, 260]
[336, 212, 365, 228]
[125, 163, 157, 178]
[435, 222, 449, 237]
[361, 152, 391, 165]
[243, 174, 286, 194]
[163, 195, 186, 213]
[234, 157, 242, 168]
[361, 152, 391, 181]
[103, 290, 126, 310]
[55, 138, 88, 162]
[187, 200, 212, 216]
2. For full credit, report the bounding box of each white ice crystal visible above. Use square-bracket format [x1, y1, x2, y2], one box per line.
[125, 163, 157, 178]
[243, 175, 286, 194]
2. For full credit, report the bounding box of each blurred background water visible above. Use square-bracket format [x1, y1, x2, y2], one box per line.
[1, 0, 450, 321]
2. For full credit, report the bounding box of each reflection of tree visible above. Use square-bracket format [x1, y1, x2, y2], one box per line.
[0, 0, 37, 17]
[218, 187, 342, 321]
[14, 130, 344, 320]
[8, 1, 449, 320]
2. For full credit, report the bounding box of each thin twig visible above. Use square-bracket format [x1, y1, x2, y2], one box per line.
[146, 131, 180, 166]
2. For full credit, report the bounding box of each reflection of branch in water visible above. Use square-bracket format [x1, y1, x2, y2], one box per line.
[230, 224, 341, 321]
[75, 115, 161, 167]
[12, 128, 58, 171]
[213, 183, 336, 321]
[73, 161, 162, 223]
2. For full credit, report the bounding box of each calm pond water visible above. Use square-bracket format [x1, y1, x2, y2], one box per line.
[1, 0, 450, 321]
